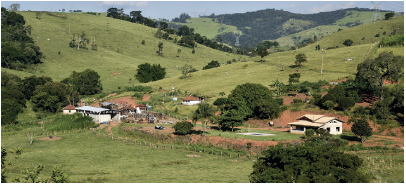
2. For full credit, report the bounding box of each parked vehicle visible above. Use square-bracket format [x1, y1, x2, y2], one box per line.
[155, 125, 165, 130]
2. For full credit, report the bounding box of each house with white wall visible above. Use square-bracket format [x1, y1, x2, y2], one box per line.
[182, 96, 201, 105]
[288, 114, 344, 135]
[75, 106, 112, 123]
[62, 105, 77, 114]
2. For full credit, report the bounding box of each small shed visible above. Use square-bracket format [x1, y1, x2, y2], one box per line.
[62, 105, 77, 114]
[182, 96, 201, 105]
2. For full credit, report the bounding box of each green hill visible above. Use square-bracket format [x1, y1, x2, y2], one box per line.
[2, 11, 244, 92]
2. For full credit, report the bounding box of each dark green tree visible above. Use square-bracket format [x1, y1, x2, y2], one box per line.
[31, 82, 68, 113]
[173, 121, 194, 135]
[295, 53, 306, 66]
[250, 144, 370, 183]
[384, 12, 394, 20]
[343, 39, 353, 46]
[61, 69, 102, 95]
[355, 51, 404, 100]
[2, 89, 26, 107]
[213, 98, 227, 106]
[288, 73, 301, 84]
[218, 109, 245, 132]
[157, 41, 163, 56]
[202, 60, 220, 70]
[20, 75, 52, 99]
[349, 117, 372, 143]
[328, 85, 345, 102]
[338, 97, 355, 110]
[320, 93, 336, 107]
[257, 48, 268, 61]
[323, 100, 335, 110]
[135, 63, 152, 83]
[254, 98, 282, 119]
[1, 99, 22, 125]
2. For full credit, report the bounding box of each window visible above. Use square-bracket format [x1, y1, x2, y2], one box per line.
[327, 127, 330, 132]
[69, 110, 71, 113]
[336, 127, 340, 132]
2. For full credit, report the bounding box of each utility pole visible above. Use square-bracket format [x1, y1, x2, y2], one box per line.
[321, 49, 324, 74]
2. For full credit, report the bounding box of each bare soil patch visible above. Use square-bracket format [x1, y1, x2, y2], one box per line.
[106, 122, 120, 135]
[142, 95, 151, 101]
[229, 159, 239, 162]
[37, 136, 62, 141]
[282, 93, 309, 105]
[111, 73, 120, 76]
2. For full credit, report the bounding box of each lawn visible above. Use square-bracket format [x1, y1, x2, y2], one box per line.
[1, 129, 254, 183]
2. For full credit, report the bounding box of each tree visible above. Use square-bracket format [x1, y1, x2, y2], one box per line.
[320, 93, 336, 107]
[219, 92, 225, 96]
[8, 4, 20, 11]
[349, 117, 372, 143]
[157, 41, 163, 56]
[31, 82, 69, 113]
[192, 103, 217, 136]
[257, 48, 268, 61]
[107, 7, 118, 18]
[20, 75, 52, 99]
[250, 145, 370, 183]
[134, 63, 166, 83]
[177, 49, 181, 57]
[218, 109, 245, 132]
[315, 44, 320, 50]
[154, 28, 163, 38]
[384, 12, 394, 20]
[269, 79, 285, 96]
[2, 89, 26, 108]
[202, 60, 220, 70]
[254, 98, 282, 119]
[61, 69, 102, 95]
[355, 51, 404, 100]
[343, 39, 353, 46]
[338, 97, 355, 110]
[36, 12, 41, 19]
[69, 32, 88, 50]
[160, 21, 168, 29]
[295, 53, 306, 66]
[1, 99, 22, 125]
[328, 85, 345, 102]
[62, 9, 65, 12]
[181, 64, 193, 77]
[288, 73, 301, 84]
[323, 100, 335, 110]
[173, 121, 194, 135]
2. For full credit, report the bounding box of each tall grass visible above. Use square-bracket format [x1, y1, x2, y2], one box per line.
[45, 113, 96, 131]
[381, 35, 404, 46]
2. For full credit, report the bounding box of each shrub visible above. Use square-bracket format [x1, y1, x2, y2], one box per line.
[275, 98, 284, 106]
[323, 100, 335, 110]
[142, 40, 145, 45]
[343, 39, 353, 46]
[132, 92, 143, 99]
[320, 93, 336, 106]
[353, 106, 369, 117]
[293, 98, 303, 103]
[213, 98, 227, 106]
[305, 129, 314, 137]
[173, 121, 194, 135]
[338, 97, 355, 110]
[375, 34, 380, 37]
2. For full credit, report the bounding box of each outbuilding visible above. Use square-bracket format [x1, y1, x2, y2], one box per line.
[75, 106, 112, 123]
[288, 114, 344, 135]
[62, 105, 77, 114]
[182, 96, 201, 105]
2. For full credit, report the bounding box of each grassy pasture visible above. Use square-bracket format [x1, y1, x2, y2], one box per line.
[205, 129, 301, 141]
[174, 18, 239, 39]
[5, 11, 243, 92]
[1, 129, 254, 183]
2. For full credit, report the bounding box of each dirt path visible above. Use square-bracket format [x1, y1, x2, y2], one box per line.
[142, 95, 151, 101]
[106, 122, 120, 135]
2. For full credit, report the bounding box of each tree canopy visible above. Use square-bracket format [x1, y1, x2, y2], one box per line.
[173, 121, 194, 135]
[134, 63, 166, 83]
[249, 144, 371, 183]
[295, 53, 306, 66]
[61, 69, 103, 95]
[349, 117, 372, 143]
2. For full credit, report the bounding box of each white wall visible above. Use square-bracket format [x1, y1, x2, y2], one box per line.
[320, 120, 342, 135]
[63, 110, 76, 114]
[87, 113, 111, 123]
[182, 100, 200, 105]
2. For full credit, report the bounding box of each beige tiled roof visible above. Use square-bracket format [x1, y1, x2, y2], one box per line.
[288, 121, 324, 127]
[298, 114, 325, 122]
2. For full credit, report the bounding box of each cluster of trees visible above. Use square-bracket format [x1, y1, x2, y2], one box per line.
[217, 83, 285, 131]
[106, 8, 157, 28]
[61, 69, 103, 95]
[135, 63, 166, 83]
[171, 13, 191, 23]
[1, 7, 44, 70]
[202, 60, 220, 70]
[256, 40, 279, 50]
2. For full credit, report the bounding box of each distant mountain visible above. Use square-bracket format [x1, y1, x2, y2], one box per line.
[194, 7, 391, 47]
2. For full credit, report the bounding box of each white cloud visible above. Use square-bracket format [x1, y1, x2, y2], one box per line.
[101, 1, 148, 8]
[309, 1, 356, 13]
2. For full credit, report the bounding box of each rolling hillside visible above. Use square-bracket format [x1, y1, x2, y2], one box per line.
[2, 11, 245, 92]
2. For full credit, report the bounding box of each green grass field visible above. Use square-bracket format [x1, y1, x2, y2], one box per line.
[174, 18, 239, 39]
[204, 129, 301, 141]
[1, 129, 254, 183]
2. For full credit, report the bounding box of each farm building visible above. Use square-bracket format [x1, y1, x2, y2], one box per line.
[62, 105, 77, 114]
[182, 96, 201, 105]
[75, 106, 114, 123]
[100, 102, 118, 110]
[288, 114, 344, 135]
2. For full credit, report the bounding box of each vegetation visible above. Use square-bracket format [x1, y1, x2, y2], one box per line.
[294, 53, 306, 66]
[135, 63, 166, 83]
[61, 69, 103, 95]
[250, 144, 371, 183]
[343, 39, 353, 46]
[349, 117, 373, 143]
[202, 60, 220, 70]
[172, 120, 194, 135]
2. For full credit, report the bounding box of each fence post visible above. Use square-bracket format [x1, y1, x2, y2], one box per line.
[150, 143, 151, 147]
[212, 150, 213, 155]
[171, 145, 173, 149]
[221, 151, 222, 156]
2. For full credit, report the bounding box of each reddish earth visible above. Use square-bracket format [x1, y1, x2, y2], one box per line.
[105, 121, 120, 135]
[384, 79, 402, 85]
[111, 73, 120, 76]
[348, 135, 404, 148]
[282, 93, 309, 105]
[142, 95, 151, 101]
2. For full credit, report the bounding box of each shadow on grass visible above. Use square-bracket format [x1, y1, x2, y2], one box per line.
[190, 130, 211, 135]
[340, 134, 360, 142]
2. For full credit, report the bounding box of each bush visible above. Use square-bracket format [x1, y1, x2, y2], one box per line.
[343, 39, 353, 46]
[323, 100, 335, 110]
[173, 121, 194, 135]
[375, 34, 380, 37]
[305, 129, 314, 137]
[293, 98, 303, 103]
[132, 92, 143, 99]
[353, 106, 369, 117]
[275, 98, 284, 106]
[213, 98, 227, 106]
[320, 93, 336, 107]
[141, 40, 145, 45]
[338, 97, 355, 110]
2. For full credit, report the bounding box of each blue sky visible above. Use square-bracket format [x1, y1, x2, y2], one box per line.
[1, 1, 404, 20]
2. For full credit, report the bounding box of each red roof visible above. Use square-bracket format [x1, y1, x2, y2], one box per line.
[62, 105, 76, 110]
[182, 96, 200, 101]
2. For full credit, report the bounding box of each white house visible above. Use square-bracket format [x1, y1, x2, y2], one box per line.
[75, 106, 112, 123]
[288, 114, 344, 135]
[62, 105, 77, 114]
[182, 96, 201, 105]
